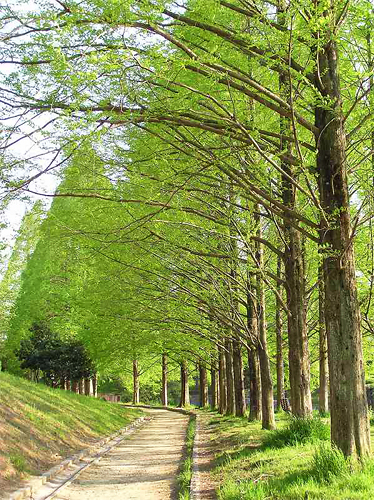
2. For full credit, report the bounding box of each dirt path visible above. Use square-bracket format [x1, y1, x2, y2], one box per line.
[192, 415, 219, 500]
[53, 409, 189, 500]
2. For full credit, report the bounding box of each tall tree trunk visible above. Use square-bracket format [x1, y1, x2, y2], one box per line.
[161, 353, 168, 406]
[132, 359, 140, 404]
[232, 338, 246, 417]
[315, 28, 370, 457]
[255, 226, 276, 430]
[277, 0, 312, 418]
[282, 157, 312, 418]
[179, 360, 190, 407]
[218, 346, 227, 414]
[84, 378, 92, 396]
[211, 364, 218, 410]
[248, 348, 262, 421]
[92, 374, 98, 398]
[276, 255, 285, 412]
[78, 379, 84, 395]
[228, 185, 245, 417]
[60, 378, 66, 390]
[225, 338, 235, 415]
[66, 380, 71, 391]
[247, 272, 262, 421]
[199, 364, 208, 407]
[319, 264, 329, 414]
[72, 380, 79, 393]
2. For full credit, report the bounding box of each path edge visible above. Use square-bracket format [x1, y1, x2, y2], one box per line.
[189, 413, 200, 500]
[5, 415, 147, 500]
[125, 405, 201, 499]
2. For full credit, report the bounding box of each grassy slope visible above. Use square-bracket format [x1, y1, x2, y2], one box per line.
[205, 411, 374, 500]
[0, 372, 143, 498]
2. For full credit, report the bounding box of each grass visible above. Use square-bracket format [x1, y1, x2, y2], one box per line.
[204, 411, 374, 500]
[0, 372, 143, 498]
[178, 415, 197, 500]
[262, 415, 330, 448]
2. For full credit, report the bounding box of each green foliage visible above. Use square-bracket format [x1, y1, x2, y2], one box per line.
[262, 416, 330, 448]
[16, 322, 95, 384]
[0, 201, 44, 349]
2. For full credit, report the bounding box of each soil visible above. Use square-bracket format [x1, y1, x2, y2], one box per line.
[193, 414, 219, 500]
[53, 408, 189, 500]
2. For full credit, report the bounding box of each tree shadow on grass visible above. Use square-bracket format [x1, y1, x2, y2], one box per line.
[214, 442, 262, 468]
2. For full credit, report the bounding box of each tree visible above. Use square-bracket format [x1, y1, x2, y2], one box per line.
[16, 322, 95, 386]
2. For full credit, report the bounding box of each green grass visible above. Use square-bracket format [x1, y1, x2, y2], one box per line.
[0, 372, 143, 494]
[178, 415, 196, 499]
[206, 412, 374, 500]
[8, 453, 29, 474]
[262, 415, 330, 448]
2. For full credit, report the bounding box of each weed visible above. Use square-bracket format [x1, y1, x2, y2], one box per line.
[218, 479, 267, 500]
[263, 416, 330, 448]
[178, 416, 196, 499]
[9, 453, 28, 473]
[311, 443, 349, 483]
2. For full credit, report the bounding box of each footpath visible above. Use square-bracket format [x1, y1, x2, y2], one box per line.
[6, 407, 219, 500]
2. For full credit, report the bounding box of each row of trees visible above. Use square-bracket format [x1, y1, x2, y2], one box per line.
[0, 0, 373, 458]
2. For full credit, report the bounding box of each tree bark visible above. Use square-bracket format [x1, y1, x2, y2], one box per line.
[71, 380, 79, 393]
[282, 190, 312, 417]
[247, 273, 262, 421]
[319, 264, 329, 414]
[211, 365, 218, 410]
[316, 31, 370, 457]
[78, 379, 84, 394]
[248, 348, 262, 421]
[161, 353, 168, 406]
[225, 338, 235, 415]
[92, 374, 98, 397]
[255, 228, 276, 430]
[218, 345, 227, 414]
[232, 338, 246, 417]
[276, 255, 285, 412]
[84, 378, 92, 396]
[132, 359, 140, 404]
[179, 360, 190, 407]
[199, 364, 208, 407]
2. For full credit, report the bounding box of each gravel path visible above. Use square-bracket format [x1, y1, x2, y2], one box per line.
[53, 409, 189, 500]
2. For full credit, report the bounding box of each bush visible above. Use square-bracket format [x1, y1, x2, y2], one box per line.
[263, 416, 330, 448]
[368, 409, 374, 425]
[312, 443, 349, 482]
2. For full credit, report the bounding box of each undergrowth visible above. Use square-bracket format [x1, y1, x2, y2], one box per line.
[262, 415, 330, 448]
[211, 413, 374, 500]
